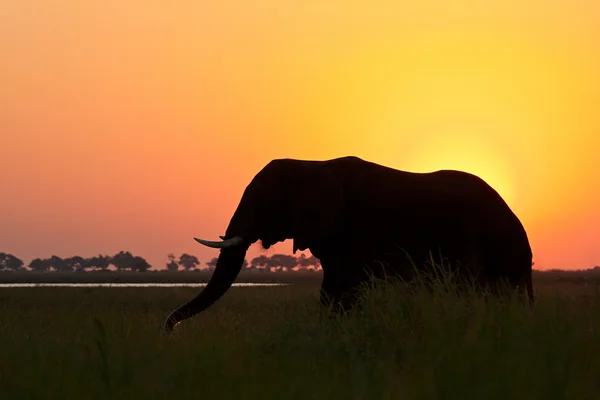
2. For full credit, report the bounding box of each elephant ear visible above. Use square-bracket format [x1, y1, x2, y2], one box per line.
[289, 168, 344, 253]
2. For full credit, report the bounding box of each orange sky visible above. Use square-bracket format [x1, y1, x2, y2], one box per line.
[1, 0, 599, 270]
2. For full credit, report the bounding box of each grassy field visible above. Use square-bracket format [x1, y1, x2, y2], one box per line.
[1, 271, 600, 399]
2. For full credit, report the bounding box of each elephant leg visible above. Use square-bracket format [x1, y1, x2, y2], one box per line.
[319, 256, 369, 315]
[319, 265, 343, 312]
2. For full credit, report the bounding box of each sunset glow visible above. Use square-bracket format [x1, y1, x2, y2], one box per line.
[2, 0, 599, 270]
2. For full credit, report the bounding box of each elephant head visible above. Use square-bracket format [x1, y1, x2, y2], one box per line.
[164, 159, 344, 331]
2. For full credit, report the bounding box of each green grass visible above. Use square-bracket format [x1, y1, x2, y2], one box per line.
[1, 275, 600, 399]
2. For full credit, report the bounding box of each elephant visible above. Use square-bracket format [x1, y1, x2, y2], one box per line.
[164, 156, 533, 331]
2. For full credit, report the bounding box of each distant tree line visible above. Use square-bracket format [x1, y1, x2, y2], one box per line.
[0, 251, 152, 272]
[203, 253, 321, 272]
[0, 251, 321, 272]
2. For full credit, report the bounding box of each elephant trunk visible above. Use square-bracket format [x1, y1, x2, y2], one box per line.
[164, 245, 248, 332]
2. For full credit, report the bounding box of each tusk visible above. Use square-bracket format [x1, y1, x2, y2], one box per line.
[194, 236, 244, 248]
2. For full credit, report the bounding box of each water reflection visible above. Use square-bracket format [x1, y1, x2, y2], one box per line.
[0, 283, 287, 288]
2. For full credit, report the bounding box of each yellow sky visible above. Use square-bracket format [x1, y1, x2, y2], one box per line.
[1, 0, 599, 270]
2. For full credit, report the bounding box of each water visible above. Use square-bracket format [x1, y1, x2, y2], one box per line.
[0, 283, 287, 288]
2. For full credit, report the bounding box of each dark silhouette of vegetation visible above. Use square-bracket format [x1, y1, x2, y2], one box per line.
[49, 255, 67, 272]
[206, 257, 218, 271]
[88, 255, 111, 271]
[166, 254, 179, 272]
[248, 253, 320, 272]
[297, 254, 320, 270]
[250, 254, 296, 271]
[7, 252, 149, 273]
[0, 253, 24, 271]
[131, 256, 151, 272]
[64, 256, 87, 272]
[111, 251, 136, 271]
[2, 250, 321, 273]
[178, 253, 200, 271]
[28, 258, 49, 272]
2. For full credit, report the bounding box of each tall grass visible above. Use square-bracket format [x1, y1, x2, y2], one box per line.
[1, 273, 599, 399]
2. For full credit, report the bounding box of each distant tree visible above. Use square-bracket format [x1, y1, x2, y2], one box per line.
[297, 254, 310, 270]
[0, 253, 24, 271]
[48, 255, 68, 272]
[8, 256, 25, 271]
[166, 253, 179, 272]
[87, 255, 111, 271]
[250, 255, 270, 270]
[131, 256, 151, 272]
[29, 258, 50, 272]
[311, 256, 321, 270]
[297, 254, 321, 271]
[266, 254, 298, 271]
[63, 256, 87, 272]
[178, 254, 200, 271]
[77, 257, 92, 271]
[111, 251, 135, 271]
[206, 257, 218, 271]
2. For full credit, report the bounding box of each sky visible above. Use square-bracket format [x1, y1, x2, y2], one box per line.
[1, 0, 599, 271]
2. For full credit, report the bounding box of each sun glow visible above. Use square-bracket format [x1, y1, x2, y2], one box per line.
[405, 131, 520, 208]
